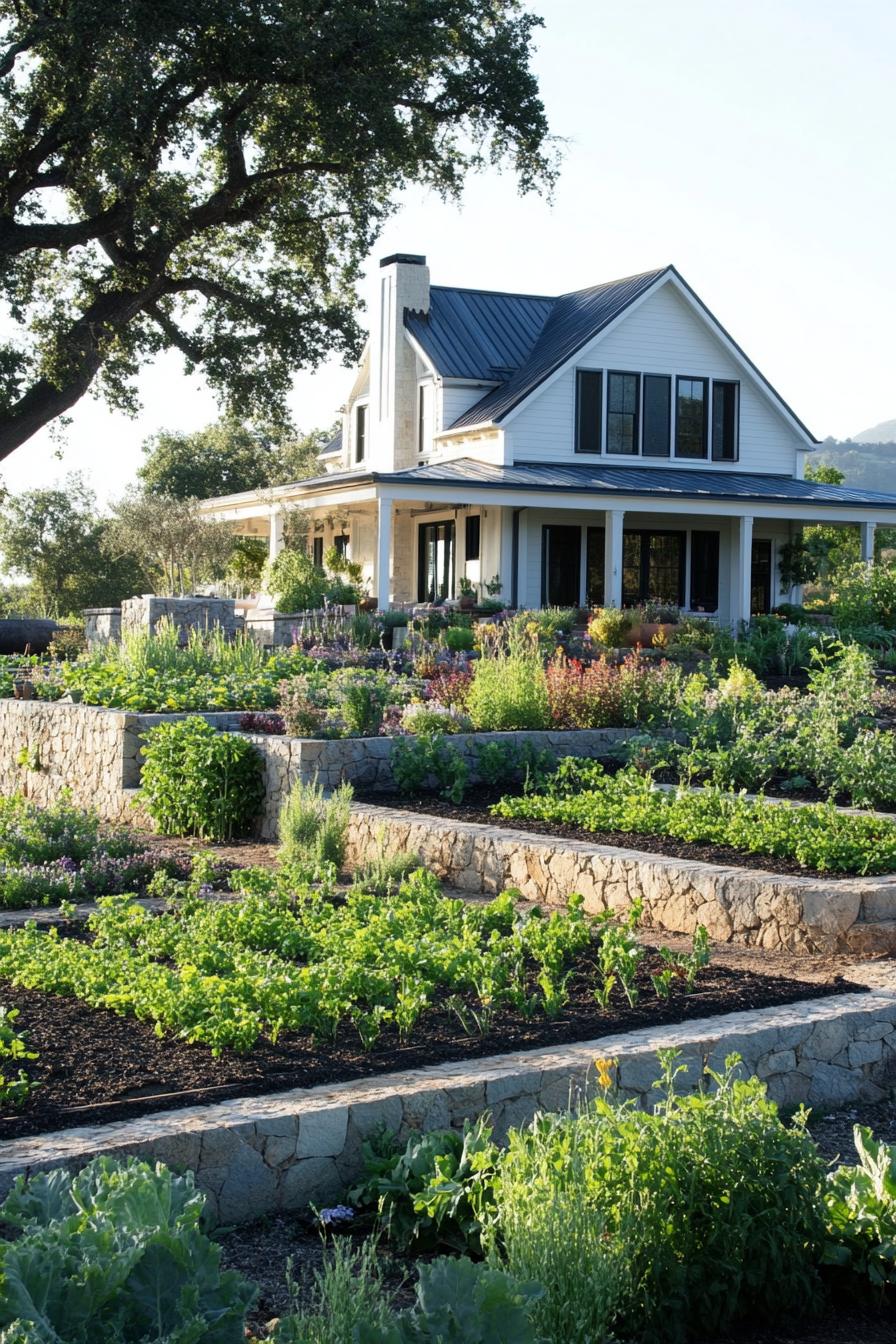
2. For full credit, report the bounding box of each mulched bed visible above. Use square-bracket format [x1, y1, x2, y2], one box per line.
[358, 789, 887, 880]
[0, 949, 864, 1140]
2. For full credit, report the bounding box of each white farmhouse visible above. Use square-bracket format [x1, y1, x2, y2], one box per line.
[199, 253, 896, 622]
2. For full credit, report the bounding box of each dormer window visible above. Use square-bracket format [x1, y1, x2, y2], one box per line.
[354, 402, 367, 464]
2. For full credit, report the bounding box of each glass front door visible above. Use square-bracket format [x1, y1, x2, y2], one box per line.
[622, 530, 685, 606]
[417, 520, 455, 602]
[541, 525, 582, 606]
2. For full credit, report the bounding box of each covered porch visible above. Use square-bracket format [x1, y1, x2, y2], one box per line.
[198, 460, 896, 625]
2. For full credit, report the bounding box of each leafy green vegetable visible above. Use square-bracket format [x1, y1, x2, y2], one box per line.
[823, 1125, 896, 1288]
[0, 1156, 254, 1342]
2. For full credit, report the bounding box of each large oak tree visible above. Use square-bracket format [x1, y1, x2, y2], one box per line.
[0, 0, 553, 461]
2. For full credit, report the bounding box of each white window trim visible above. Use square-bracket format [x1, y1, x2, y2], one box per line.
[353, 397, 370, 465]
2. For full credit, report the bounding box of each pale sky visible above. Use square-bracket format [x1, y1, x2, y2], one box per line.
[2, 0, 894, 505]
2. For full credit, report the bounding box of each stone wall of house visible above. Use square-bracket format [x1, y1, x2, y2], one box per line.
[346, 802, 896, 957]
[83, 607, 121, 649]
[246, 728, 641, 839]
[121, 595, 243, 639]
[1, 989, 893, 1222]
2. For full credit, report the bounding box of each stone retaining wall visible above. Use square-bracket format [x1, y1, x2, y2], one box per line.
[247, 728, 639, 839]
[346, 803, 896, 955]
[83, 607, 121, 649]
[1, 990, 893, 1223]
[121, 595, 243, 638]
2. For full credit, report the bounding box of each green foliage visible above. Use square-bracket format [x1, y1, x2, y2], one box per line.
[490, 1054, 825, 1343]
[0, 474, 148, 616]
[358, 1257, 544, 1344]
[58, 623, 313, 712]
[391, 734, 470, 802]
[0, 875, 596, 1056]
[279, 778, 353, 870]
[0, 1005, 37, 1107]
[442, 625, 476, 652]
[138, 418, 332, 499]
[272, 1238, 394, 1343]
[353, 836, 422, 896]
[832, 561, 896, 631]
[264, 549, 329, 613]
[587, 607, 633, 647]
[495, 760, 896, 875]
[0, 1, 552, 455]
[823, 1125, 896, 1288]
[140, 718, 264, 841]
[0, 1156, 254, 1342]
[350, 1117, 499, 1254]
[467, 651, 550, 731]
[105, 490, 236, 596]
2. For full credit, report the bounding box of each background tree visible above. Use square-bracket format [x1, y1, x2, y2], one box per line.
[104, 491, 236, 596]
[0, 0, 552, 461]
[0, 474, 148, 615]
[138, 418, 335, 499]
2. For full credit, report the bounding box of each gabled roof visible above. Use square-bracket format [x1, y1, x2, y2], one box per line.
[446, 268, 667, 428]
[319, 428, 342, 457]
[384, 458, 896, 508]
[405, 285, 554, 382]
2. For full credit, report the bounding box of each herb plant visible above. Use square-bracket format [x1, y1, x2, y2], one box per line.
[140, 717, 264, 840]
[823, 1125, 896, 1289]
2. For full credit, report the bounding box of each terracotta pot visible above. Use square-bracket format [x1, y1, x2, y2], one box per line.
[458, 594, 476, 611]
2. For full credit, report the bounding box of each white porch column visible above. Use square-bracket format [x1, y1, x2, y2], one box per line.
[376, 495, 393, 610]
[860, 520, 876, 564]
[603, 509, 624, 607]
[268, 506, 284, 563]
[499, 508, 515, 607]
[731, 514, 754, 629]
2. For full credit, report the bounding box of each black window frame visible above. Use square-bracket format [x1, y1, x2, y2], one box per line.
[575, 369, 602, 455]
[675, 376, 709, 460]
[354, 401, 368, 464]
[606, 370, 640, 456]
[642, 373, 672, 457]
[334, 532, 350, 558]
[312, 535, 324, 568]
[417, 519, 455, 603]
[465, 513, 481, 562]
[621, 528, 686, 607]
[711, 380, 739, 462]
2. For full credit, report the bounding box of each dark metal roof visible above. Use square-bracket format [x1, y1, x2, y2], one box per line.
[319, 427, 342, 457]
[405, 285, 554, 383]
[445, 269, 668, 427]
[383, 458, 896, 509]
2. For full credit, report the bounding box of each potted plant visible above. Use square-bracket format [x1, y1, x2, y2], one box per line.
[625, 602, 681, 648]
[457, 575, 477, 611]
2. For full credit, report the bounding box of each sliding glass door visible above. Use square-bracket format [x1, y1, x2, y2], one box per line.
[417, 520, 455, 602]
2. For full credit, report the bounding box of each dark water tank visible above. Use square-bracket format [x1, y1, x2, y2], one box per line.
[0, 619, 59, 654]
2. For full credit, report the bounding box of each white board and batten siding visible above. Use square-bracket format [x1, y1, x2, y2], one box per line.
[504, 283, 806, 477]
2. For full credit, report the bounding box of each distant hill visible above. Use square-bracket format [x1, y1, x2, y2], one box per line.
[852, 418, 896, 444]
[815, 437, 896, 492]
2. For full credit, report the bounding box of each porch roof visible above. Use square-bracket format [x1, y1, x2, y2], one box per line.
[383, 459, 896, 510]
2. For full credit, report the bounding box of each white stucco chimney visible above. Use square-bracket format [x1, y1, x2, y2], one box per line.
[369, 252, 430, 471]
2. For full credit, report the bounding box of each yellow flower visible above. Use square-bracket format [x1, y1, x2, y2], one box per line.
[594, 1056, 616, 1090]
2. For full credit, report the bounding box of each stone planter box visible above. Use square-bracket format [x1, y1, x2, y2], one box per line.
[121, 595, 243, 639]
[1, 989, 893, 1223]
[346, 803, 896, 956]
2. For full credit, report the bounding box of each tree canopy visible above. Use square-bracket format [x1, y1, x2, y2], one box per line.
[0, 0, 553, 461]
[137, 418, 334, 498]
[0, 473, 149, 614]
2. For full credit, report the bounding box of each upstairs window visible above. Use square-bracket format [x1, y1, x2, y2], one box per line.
[676, 377, 708, 459]
[354, 403, 367, 463]
[575, 370, 602, 454]
[712, 381, 739, 461]
[642, 374, 671, 457]
[606, 372, 640, 455]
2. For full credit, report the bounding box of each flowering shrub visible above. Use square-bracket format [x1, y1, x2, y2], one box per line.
[546, 654, 685, 730]
[467, 649, 550, 731]
[238, 710, 285, 734]
[401, 702, 471, 735]
[427, 665, 474, 710]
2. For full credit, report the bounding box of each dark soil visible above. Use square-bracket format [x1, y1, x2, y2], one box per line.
[357, 790, 878, 880]
[0, 950, 863, 1140]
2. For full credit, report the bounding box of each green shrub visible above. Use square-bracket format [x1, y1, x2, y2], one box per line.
[273, 1238, 394, 1343]
[823, 1125, 896, 1288]
[442, 625, 476, 652]
[278, 776, 353, 869]
[391, 733, 470, 802]
[264, 547, 329, 612]
[832, 561, 896, 631]
[350, 1117, 498, 1254]
[359, 1256, 544, 1344]
[0, 1156, 254, 1342]
[588, 607, 632, 646]
[491, 1053, 824, 1342]
[140, 717, 264, 840]
[0, 1005, 38, 1108]
[467, 651, 550, 731]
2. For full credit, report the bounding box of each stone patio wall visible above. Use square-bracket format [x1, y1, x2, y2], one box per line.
[1, 990, 893, 1223]
[121, 595, 243, 639]
[83, 607, 121, 649]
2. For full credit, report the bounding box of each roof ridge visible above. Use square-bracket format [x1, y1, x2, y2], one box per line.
[556, 265, 670, 302]
[427, 283, 557, 302]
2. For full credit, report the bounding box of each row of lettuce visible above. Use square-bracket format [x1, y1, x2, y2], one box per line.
[1, 1060, 893, 1342]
